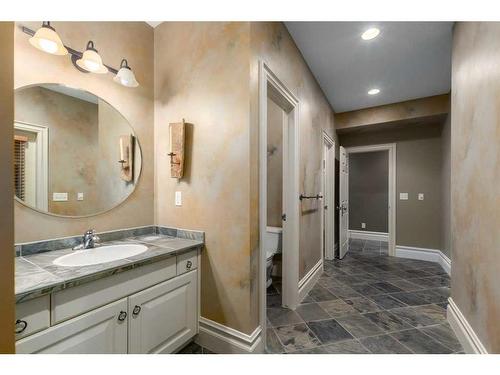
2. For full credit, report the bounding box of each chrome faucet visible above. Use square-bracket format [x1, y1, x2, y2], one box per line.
[73, 229, 100, 250]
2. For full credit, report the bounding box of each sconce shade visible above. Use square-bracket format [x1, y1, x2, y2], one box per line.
[114, 59, 139, 88]
[29, 22, 68, 55]
[76, 41, 108, 74]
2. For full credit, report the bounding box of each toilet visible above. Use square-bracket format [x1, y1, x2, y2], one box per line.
[264, 227, 282, 288]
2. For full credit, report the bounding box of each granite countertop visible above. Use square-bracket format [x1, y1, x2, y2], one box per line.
[16, 234, 203, 303]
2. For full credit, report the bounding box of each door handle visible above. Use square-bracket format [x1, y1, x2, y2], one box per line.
[132, 305, 141, 316]
[118, 311, 127, 322]
[281, 213, 287, 222]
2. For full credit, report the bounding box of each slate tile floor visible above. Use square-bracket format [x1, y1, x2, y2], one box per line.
[266, 239, 463, 354]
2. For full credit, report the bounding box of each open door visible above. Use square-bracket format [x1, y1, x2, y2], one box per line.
[322, 134, 335, 260]
[339, 146, 349, 259]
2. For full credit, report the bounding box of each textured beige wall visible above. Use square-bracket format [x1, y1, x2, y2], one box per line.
[451, 22, 500, 353]
[250, 22, 337, 281]
[0, 21, 15, 353]
[267, 97, 283, 228]
[154, 22, 255, 333]
[340, 123, 444, 249]
[14, 22, 154, 243]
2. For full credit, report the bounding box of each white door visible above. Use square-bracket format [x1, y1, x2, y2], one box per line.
[339, 146, 349, 259]
[128, 270, 197, 354]
[16, 298, 128, 354]
[323, 138, 335, 260]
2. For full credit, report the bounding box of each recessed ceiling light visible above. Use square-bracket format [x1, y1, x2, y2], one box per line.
[368, 88, 380, 95]
[361, 27, 380, 41]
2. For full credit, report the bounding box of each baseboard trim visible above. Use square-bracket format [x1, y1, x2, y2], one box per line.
[349, 230, 389, 242]
[298, 258, 323, 302]
[447, 297, 488, 354]
[395, 245, 451, 275]
[195, 317, 263, 354]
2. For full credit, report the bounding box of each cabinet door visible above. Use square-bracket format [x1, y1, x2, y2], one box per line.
[16, 298, 128, 354]
[128, 270, 197, 354]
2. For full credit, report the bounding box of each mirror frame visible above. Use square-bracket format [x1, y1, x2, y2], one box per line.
[14, 83, 143, 218]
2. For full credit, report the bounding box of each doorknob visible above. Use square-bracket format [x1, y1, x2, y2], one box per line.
[282, 213, 287, 222]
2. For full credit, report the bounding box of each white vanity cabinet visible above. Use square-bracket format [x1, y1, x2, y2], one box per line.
[128, 270, 197, 353]
[16, 248, 200, 354]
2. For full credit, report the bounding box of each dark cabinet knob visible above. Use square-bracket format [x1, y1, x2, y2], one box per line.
[186, 260, 192, 269]
[15, 319, 28, 334]
[132, 305, 141, 316]
[118, 311, 127, 322]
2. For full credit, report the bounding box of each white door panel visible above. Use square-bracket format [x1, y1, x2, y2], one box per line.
[128, 270, 197, 354]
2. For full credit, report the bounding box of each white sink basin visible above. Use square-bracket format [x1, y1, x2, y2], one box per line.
[53, 244, 148, 267]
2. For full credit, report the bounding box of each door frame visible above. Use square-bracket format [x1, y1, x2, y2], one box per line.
[345, 143, 396, 256]
[259, 61, 300, 333]
[322, 132, 335, 260]
[14, 121, 49, 212]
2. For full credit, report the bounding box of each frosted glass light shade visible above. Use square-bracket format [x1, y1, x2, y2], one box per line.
[113, 59, 139, 88]
[76, 41, 108, 74]
[29, 22, 68, 55]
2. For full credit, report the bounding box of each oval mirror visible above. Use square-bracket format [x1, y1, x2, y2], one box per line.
[14, 84, 142, 217]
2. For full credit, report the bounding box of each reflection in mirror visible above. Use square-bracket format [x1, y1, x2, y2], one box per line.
[14, 84, 142, 217]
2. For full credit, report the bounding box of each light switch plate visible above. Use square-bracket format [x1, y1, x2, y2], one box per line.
[77, 192, 84, 201]
[361, 223, 366, 229]
[53, 192, 68, 202]
[175, 191, 182, 206]
[418, 193, 424, 201]
[399, 192, 408, 200]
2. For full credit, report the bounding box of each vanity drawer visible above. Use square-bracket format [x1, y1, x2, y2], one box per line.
[176, 249, 198, 275]
[52, 257, 176, 324]
[16, 295, 50, 340]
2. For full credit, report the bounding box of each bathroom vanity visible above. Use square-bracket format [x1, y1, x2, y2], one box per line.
[14, 228, 203, 354]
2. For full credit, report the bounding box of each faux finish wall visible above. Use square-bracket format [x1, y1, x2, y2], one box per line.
[451, 22, 500, 353]
[340, 123, 444, 250]
[0, 21, 15, 353]
[348, 151, 389, 232]
[154, 22, 255, 333]
[250, 22, 337, 281]
[14, 22, 154, 242]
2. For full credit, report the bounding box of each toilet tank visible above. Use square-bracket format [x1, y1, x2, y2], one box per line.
[264, 226, 282, 254]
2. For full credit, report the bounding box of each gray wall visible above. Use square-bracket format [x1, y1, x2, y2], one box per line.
[349, 151, 388, 232]
[340, 122, 444, 250]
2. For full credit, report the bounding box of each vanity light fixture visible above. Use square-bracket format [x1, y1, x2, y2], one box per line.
[29, 21, 68, 55]
[368, 88, 381, 95]
[21, 22, 140, 88]
[114, 59, 139, 88]
[361, 27, 380, 41]
[76, 41, 108, 74]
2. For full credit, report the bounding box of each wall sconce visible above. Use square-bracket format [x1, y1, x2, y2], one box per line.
[119, 135, 134, 182]
[22, 22, 140, 88]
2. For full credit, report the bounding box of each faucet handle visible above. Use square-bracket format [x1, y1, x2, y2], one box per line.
[85, 229, 96, 235]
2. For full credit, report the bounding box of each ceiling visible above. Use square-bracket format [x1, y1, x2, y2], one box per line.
[285, 22, 453, 113]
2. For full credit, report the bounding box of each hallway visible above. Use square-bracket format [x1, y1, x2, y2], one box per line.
[266, 239, 462, 354]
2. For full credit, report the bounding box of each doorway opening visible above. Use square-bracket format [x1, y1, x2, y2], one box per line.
[259, 61, 300, 342]
[339, 144, 396, 258]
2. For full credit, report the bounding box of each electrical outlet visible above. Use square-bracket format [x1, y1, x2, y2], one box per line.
[399, 192, 408, 200]
[175, 191, 182, 206]
[361, 223, 366, 229]
[77, 192, 84, 201]
[418, 193, 424, 201]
